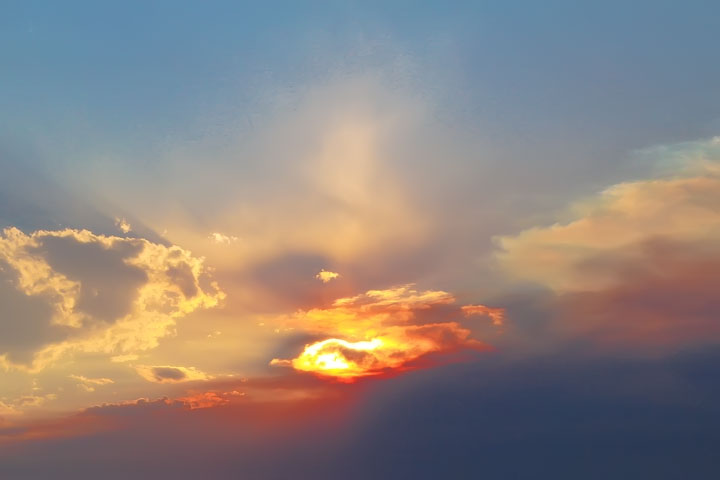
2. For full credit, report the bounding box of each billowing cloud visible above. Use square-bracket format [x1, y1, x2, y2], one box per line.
[0, 227, 224, 371]
[271, 284, 502, 380]
[135, 365, 211, 384]
[496, 137, 720, 348]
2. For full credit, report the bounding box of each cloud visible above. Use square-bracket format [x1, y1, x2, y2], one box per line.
[114, 217, 131, 234]
[496, 137, 720, 349]
[110, 354, 138, 363]
[271, 284, 501, 380]
[315, 269, 339, 283]
[135, 365, 211, 384]
[0, 393, 58, 418]
[69, 375, 114, 392]
[462, 305, 506, 326]
[15, 394, 57, 408]
[0, 401, 20, 417]
[0, 227, 225, 371]
[0, 373, 342, 449]
[209, 232, 238, 244]
[176, 390, 245, 410]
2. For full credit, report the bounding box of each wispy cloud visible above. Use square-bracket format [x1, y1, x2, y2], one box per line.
[69, 375, 114, 392]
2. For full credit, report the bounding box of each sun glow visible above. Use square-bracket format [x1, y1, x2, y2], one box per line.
[292, 338, 385, 378]
[271, 285, 504, 381]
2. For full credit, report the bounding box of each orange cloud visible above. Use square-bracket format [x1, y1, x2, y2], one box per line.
[176, 390, 245, 410]
[496, 138, 720, 350]
[496, 150, 720, 293]
[0, 375, 346, 447]
[271, 284, 501, 380]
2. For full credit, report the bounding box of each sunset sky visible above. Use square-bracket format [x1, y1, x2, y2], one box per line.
[2, 1, 720, 478]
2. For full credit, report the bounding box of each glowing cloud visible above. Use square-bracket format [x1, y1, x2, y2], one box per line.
[271, 284, 501, 380]
[315, 269, 340, 283]
[176, 390, 245, 409]
[0, 227, 225, 372]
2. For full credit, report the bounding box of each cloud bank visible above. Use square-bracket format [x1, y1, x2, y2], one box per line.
[497, 137, 720, 349]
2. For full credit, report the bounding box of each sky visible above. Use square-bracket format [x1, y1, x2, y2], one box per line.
[2, 1, 720, 478]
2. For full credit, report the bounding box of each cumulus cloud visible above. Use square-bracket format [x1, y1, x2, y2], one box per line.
[0, 227, 225, 371]
[135, 365, 211, 384]
[271, 284, 501, 380]
[496, 137, 720, 348]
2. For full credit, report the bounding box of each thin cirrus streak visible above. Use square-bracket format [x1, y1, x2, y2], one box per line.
[271, 284, 504, 380]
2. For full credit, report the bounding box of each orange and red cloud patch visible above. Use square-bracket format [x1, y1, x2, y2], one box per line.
[271, 284, 503, 380]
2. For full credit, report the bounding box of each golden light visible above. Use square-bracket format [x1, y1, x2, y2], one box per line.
[271, 284, 504, 381]
[292, 338, 385, 379]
